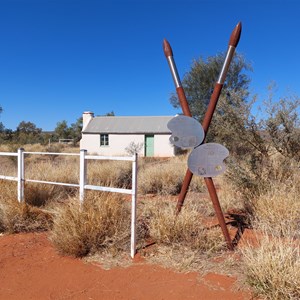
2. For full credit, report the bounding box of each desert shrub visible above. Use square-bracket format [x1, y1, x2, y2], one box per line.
[0, 200, 53, 233]
[0, 180, 17, 201]
[141, 197, 225, 252]
[87, 160, 133, 189]
[250, 184, 300, 238]
[125, 141, 143, 155]
[51, 192, 131, 257]
[225, 152, 300, 214]
[217, 177, 246, 214]
[138, 157, 204, 195]
[241, 235, 300, 300]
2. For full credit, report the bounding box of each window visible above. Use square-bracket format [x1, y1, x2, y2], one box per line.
[100, 134, 109, 146]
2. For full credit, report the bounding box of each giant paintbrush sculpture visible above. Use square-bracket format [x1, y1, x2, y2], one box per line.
[163, 22, 242, 250]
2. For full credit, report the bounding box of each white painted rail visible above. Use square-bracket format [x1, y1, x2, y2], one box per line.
[0, 149, 138, 258]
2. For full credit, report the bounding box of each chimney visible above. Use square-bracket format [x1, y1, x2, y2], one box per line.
[82, 111, 94, 130]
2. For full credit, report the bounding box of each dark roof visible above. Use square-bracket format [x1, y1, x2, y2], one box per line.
[82, 116, 174, 134]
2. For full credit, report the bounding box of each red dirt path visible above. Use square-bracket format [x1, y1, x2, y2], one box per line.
[0, 232, 251, 300]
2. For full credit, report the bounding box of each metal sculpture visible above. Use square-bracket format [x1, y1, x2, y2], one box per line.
[163, 22, 242, 250]
[167, 115, 229, 177]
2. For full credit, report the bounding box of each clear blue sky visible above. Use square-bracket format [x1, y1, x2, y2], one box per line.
[1, 0, 300, 131]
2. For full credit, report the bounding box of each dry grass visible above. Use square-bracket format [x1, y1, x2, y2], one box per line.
[1, 145, 300, 300]
[141, 196, 225, 251]
[50, 192, 131, 257]
[250, 184, 300, 238]
[87, 160, 132, 188]
[241, 234, 300, 300]
[138, 156, 204, 195]
[0, 199, 53, 233]
[217, 177, 247, 214]
[138, 196, 226, 272]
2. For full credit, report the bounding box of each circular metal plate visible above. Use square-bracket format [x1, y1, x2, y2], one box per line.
[167, 115, 204, 149]
[187, 143, 229, 177]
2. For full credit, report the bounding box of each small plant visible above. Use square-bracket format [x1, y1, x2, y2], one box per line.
[0, 200, 53, 233]
[142, 197, 225, 252]
[50, 192, 131, 257]
[250, 184, 300, 238]
[241, 235, 300, 300]
[125, 141, 144, 155]
[138, 156, 204, 195]
[87, 160, 132, 189]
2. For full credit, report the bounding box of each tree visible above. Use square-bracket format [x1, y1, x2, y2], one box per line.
[104, 111, 115, 116]
[54, 120, 71, 140]
[170, 53, 251, 120]
[69, 117, 83, 143]
[15, 121, 42, 144]
[264, 93, 300, 161]
[170, 52, 252, 145]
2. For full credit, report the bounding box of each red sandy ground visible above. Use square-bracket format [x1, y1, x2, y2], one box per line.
[0, 232, 253, 300]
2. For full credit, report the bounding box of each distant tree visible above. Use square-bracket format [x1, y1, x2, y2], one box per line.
[2, 128, 14, 142]
[16, 121, 41, 134]
[104, 111, 115, 116]
[15, 121, 42, 144]
[0, 124, 14, 143]
[69, 117, 83, 143]
[54, 120, 71, 140]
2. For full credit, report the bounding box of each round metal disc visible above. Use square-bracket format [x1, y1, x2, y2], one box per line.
[167, 115, 204, 149]
[187, 143, 229, 177]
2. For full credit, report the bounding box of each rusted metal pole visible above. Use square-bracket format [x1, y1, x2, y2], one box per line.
[163, 22, 242, 250]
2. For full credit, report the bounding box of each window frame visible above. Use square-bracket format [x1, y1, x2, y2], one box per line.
[100, 133, 109, 146]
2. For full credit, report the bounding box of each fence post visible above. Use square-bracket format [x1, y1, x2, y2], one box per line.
[130, 152, 138, 258]
[17, 148, 24, 202]
[79, 149, 87, 203]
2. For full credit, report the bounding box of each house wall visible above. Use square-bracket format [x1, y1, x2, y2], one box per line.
[80, 133, 174, 157]
[154, 134, 174, 157]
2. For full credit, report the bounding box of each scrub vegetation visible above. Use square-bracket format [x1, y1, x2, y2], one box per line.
[1, 54, 300, 299]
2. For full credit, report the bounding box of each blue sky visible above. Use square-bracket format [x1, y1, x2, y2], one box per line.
[0, 0, 300, 131]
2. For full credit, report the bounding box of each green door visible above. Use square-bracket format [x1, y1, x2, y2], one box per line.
[145, 135, 154, 157]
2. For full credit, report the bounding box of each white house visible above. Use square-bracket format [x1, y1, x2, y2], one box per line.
[80, 112, 176, 157]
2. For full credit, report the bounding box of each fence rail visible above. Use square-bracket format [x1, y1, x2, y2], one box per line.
[0, 149, 138, 258]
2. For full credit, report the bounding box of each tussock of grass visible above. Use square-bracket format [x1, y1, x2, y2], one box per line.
[0, 180, 17, 201]
[241, 235, 300, 300]
[0, 200, 53, 233]
[138, 157, 204, 195]
[87, 160, 132, 189]
[139, 196, 225, 272]
[217, 178, 246, 214]
[142, 197, 225, 252]
[251, 185, 300, 238]
[50, 192, 131, 257]
[25, 158, 79, 183]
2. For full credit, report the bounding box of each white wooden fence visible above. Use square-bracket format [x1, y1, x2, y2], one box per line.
[0, 149, 138, 258]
